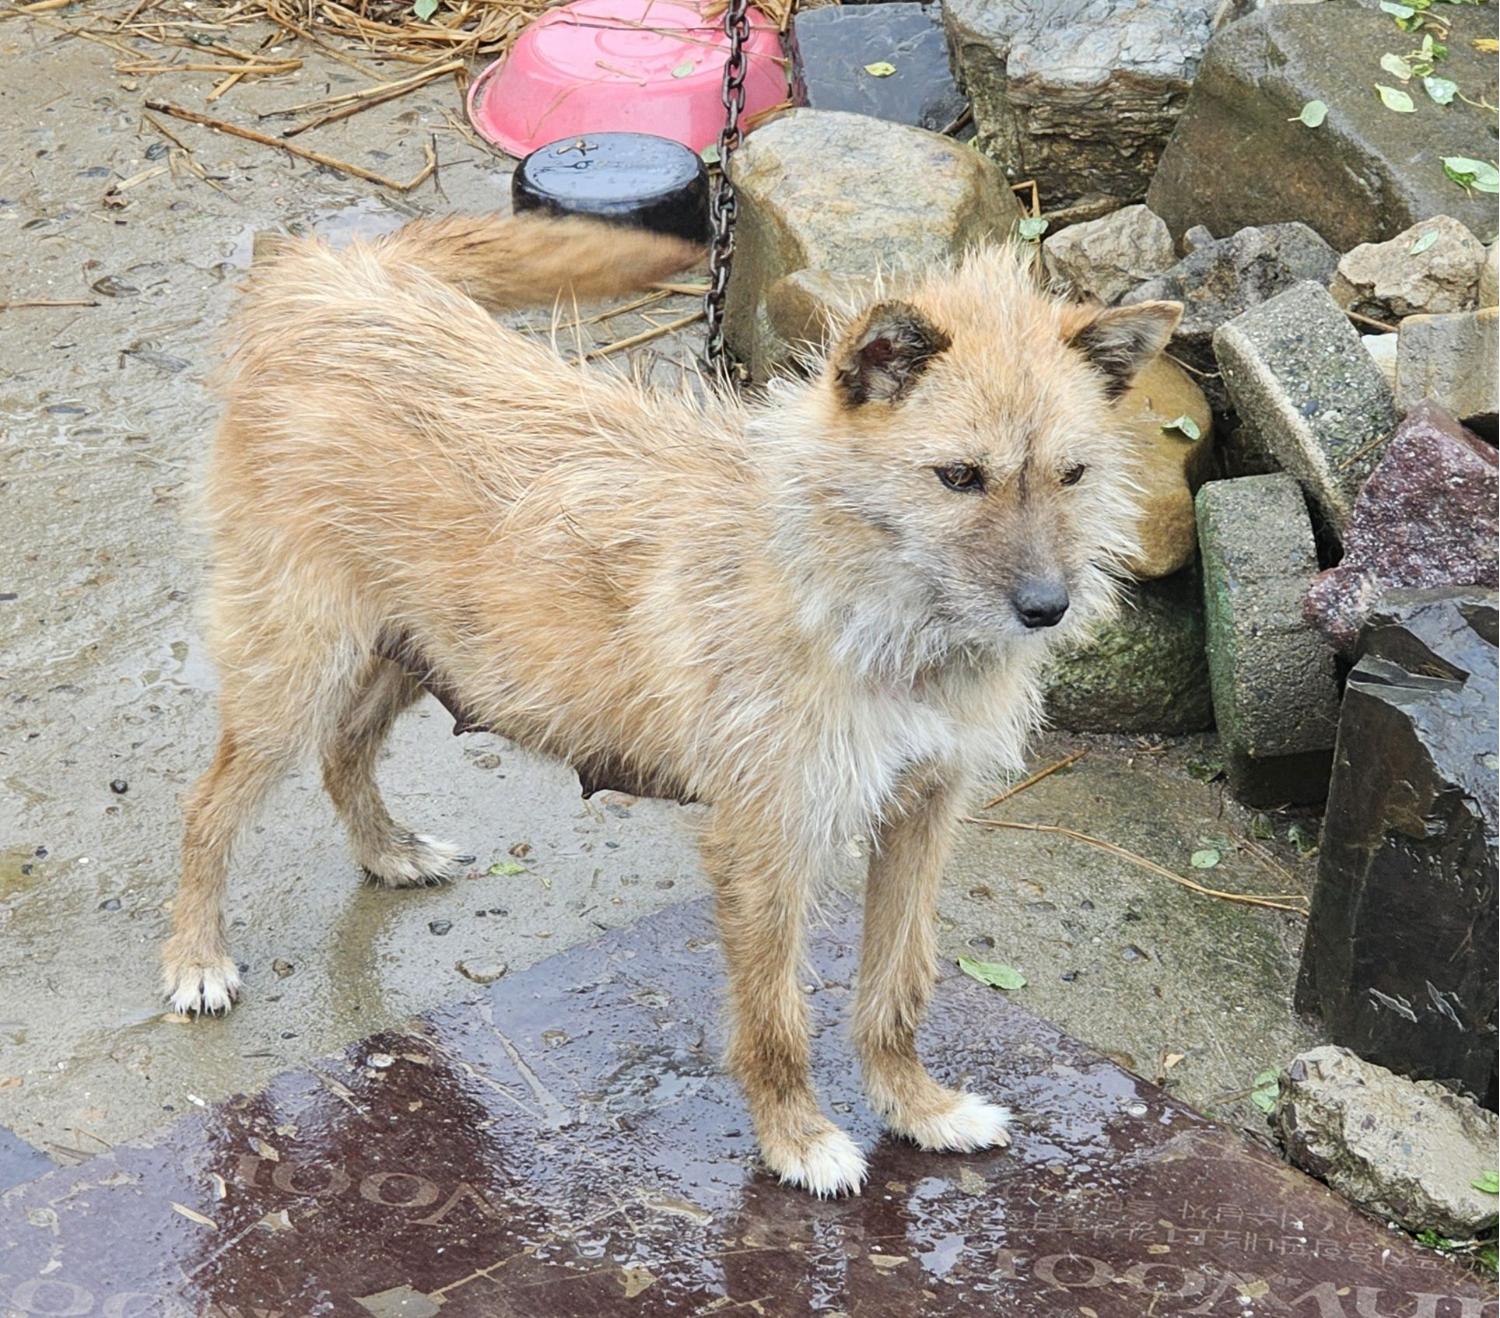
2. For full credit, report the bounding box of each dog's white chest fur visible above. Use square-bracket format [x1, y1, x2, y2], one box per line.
[805, 660, 1036, 848]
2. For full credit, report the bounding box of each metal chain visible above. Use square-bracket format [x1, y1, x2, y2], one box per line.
[702, 0, 751, 381]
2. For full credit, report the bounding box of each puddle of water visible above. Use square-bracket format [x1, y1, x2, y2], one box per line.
[0, 899, 1487, 1315]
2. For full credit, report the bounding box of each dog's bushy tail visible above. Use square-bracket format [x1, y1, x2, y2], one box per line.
[363, 213, 701, 312]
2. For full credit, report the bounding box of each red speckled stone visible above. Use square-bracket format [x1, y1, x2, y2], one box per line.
[1306, 402, 1498, 655]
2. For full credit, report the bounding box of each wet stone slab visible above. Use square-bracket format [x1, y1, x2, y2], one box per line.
[0, 901, 1488, 1315]
[0, 1127, 49, 1197]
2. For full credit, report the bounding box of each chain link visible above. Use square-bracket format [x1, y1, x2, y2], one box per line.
[702, 0, 751, 381]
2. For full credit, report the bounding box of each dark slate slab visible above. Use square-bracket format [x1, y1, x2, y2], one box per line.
[790, 4, 966, 134]
[1299, 588, 1499, 1109]
[0, 900, 1487, 1314]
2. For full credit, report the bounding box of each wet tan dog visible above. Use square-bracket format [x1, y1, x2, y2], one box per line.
[164, 212, 1179, 1196]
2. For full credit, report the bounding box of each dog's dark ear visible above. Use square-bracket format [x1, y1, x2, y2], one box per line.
[832, 301, 951, 406]
[1063, 301, 1182, 399]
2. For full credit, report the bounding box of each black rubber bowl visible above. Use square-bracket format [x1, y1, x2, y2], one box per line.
[511, 132, 710, 245]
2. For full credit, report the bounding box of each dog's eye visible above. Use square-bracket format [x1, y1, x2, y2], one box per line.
[1060, 463, 1087, 487]
[935, 464, 984, 492]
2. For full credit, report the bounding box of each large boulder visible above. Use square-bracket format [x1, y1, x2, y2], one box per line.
[1042, 204, 1177, 305]
[1196, 474, 1340, 805]
[1213, 280, 1398, 536]
[1147, 2, 1500, 251]
[789, 4, 965, 134]
[1330, 216, 1487, 322]
[942, 0, 1218, 207]
[1122, 221, 1338, 412]
[1394, 306, 1500, 432]
[723, 110, 1022, 381]
[1276, 1046, 1499, 1239]
[1043, 566, 1213, 735]
[1297, 588, 1499, 1107]
[1305, 404, 1498, 656]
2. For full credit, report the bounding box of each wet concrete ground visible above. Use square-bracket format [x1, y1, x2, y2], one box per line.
[2, 901, 1486, 1315]
[3, 0, 1319, 1229]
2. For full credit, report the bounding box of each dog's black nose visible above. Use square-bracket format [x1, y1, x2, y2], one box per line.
[1013, 581, 1069, 629]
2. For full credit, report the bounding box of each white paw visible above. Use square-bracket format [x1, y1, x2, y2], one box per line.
[893, 1092, 1012, 1153]
[361, 832, 467, 888]
[165, 956, 241, 1016]
[765, 1125, 868, 1198]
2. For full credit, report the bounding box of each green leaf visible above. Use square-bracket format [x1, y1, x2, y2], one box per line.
[1379, 0, 1416, 15]
[957, 957, 1027, 990]
[412, 0, 439, 18]
[671, 60, 696, 77]
[1473, 1169, 1500, 1195]
[1287, 821, 1320, 855]
[1162, 414, 1202, 441]
[1190, 848, 1222, 869]
[1017, 216, 1048, 241]
[1442, 156, 1500, 193]
[1376, 84, 1417, 112]
[1381, 52, 1415, 79]
[1409, 229, 1440, 255]
[487, 860, 528, 876]
[1251, 1068, 1279, 1114]
[1294, 99, 1328, 127]
[863, 61, 897, 77]
[1424, 74, 1458, 104]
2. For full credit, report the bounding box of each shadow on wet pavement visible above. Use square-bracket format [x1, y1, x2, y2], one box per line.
[0, 899, 1485, 1315]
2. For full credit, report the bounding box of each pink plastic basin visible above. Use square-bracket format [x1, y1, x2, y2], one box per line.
[468, 0, 787, 158]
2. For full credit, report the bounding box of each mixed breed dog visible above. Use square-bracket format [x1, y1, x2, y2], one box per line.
[161, 211, 1181, 1197]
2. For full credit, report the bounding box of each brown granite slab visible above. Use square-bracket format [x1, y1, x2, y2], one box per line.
[0, 900, 1490, 1316]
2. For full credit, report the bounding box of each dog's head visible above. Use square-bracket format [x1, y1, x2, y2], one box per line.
[766, 247, 1180, 662]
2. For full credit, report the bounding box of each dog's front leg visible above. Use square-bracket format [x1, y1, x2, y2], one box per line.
[702, 806, 867, 1197]
[853, 768, 1012, 1153]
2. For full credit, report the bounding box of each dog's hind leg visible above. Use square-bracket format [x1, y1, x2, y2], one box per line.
[164, 597, 367, 1014]
[164, 721, 301, 1015]
[853, 768, 1012, 1153]
[320, 657, 469, 887]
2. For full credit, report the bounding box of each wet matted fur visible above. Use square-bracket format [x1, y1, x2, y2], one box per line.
[164, 212, 1180, 1196]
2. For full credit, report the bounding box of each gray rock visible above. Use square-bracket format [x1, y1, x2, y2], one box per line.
[1213, 0, 1382, 23]
[1196, 474, 1340, 805]
[1297, 588, 1498, 1105]
[1361, 332, 1397, 389]
[942, 0, 1218, 207]
[1122, 222, 1337, 410]
[1147, 3, 1500, 251]
[790, 4, 965, 134]
[1276, 1046, 1499, 1239]
[1213, 281, 1398, 535]
[1481, 243, 1498, 310]
[763, 268, 879, 360]
[1213, 0, 1334, 22]
[457, 959, 508, 985]
[1330, 216, 1486, 321]
[1395, 307, 1499, 430]
[723, 110, 1021, 381]
[1042, 205, 1177, 305]
[1043, 567, 1213, 735]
